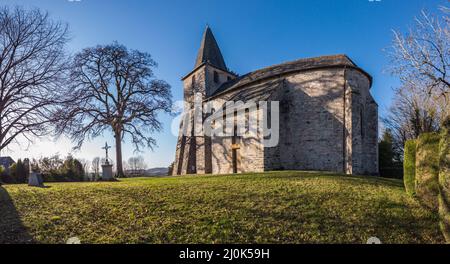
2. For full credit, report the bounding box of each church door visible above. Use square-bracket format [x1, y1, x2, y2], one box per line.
[232, 149, 237, 173]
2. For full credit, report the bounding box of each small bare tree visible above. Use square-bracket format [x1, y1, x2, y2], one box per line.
[383, 84, 442, 155]
[0, 6, 69, 153]
[384, 5, 449, 157]
[78, 158, 90, 179]
[91, 157, 100, 178]
[128, 156, 147, 175]
[388, 7, 449, 106]
[57, 42, 172, 177]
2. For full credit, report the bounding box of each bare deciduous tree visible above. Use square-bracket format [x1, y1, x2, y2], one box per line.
[384, 5, 449, 158]
[388, 7, 450, 105]
[91, 157, 100, 179]
[57, 42, 172, 177]
[128, 155, 147, 175]
[382, 84, 443, 156]
[0, 6, 69, 153]
[78, 158, 90, 179]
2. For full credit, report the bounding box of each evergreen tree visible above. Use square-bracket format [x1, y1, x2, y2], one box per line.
[379, 130, 395, 168]
[379, 129, 403, 178]
[9, 159, 28, 183]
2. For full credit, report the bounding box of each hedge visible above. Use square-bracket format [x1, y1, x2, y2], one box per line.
[404, 139, 417, 196]
[380, 166, 403, 179]
[415, 132, 441, 211]
[439, 118, 450, 242]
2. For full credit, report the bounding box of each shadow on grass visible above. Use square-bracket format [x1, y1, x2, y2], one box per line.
[219, 190, 444, 243]
[253, 171, 405, 188]
[0, 186, 34, 244]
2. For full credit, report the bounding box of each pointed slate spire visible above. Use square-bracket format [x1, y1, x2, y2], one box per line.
[195, 26, 227, 71]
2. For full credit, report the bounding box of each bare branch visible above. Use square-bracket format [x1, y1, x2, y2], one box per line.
[57, 42, 172, 177]
[388, 7, 450, 105]
[0, 6, 69, 153]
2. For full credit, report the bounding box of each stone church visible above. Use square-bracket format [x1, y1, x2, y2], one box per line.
[172, 26, 378, 176]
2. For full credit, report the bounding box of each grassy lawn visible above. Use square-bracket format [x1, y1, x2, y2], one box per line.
[0, 171, 444, 244]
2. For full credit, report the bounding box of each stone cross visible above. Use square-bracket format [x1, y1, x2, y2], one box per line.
[102, 142, 111, 164]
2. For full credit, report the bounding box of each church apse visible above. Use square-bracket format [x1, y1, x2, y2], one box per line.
[172, 27, 378, 176]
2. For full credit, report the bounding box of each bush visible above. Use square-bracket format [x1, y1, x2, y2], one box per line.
[9, 159, 29, 184]
[380, 166, 404, 179]
[379, 130, 403, 178]
[61, 156, 84, 182]
[404, 139, 417, 196]
[0, 164, 15, 184]
[168, 162, 174, 176]
[0, 165, 4, 184]
[416, 132, 441, 210]
[37, 155, 85, 182]
[439, 118, 450, 242]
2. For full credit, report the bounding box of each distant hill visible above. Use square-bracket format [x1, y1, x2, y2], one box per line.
[124, 167, 169, 177]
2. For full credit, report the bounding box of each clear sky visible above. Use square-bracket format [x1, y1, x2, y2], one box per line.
[1, 0, 446, 169]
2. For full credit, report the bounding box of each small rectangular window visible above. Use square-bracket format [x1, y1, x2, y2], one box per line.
[360, 107, 364, 138]
[213, 71, 219, 83]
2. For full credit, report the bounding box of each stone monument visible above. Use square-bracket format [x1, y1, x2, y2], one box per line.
[101, 142, 114, 181]
[28, 171, 44, 187]
[28, 159, 44, 187]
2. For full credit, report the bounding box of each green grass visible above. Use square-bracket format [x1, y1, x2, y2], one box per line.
[404, 139, 417, 197]
[416, 133, 441, 210]
[0, 171, 444, 244]
[439, 119, 450, 242]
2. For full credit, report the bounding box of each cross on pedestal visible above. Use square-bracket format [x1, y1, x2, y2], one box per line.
[102, 142, 111, 165]
[101, 142, 114, 181]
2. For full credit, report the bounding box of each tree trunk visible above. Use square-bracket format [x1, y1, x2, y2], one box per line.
[115, 130, 124, 178]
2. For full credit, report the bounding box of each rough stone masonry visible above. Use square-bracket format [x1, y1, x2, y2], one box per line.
[172, 26, 378, 176]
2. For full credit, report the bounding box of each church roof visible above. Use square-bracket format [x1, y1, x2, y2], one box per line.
[208, 54, 372, 99]
[194, 26, 227, 71]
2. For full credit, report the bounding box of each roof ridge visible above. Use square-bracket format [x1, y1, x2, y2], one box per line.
[249, 54, 356, 73]
[207, 54, 370, 99]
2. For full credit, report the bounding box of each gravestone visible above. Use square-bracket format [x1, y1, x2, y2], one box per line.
[28, 172, 44, 187]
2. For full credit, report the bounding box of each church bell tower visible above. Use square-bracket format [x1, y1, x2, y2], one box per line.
[172, 26, 236, 175]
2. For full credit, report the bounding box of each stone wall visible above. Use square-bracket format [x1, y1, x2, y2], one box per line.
[173, 65, 207, 175]
[173, 64, 237, 175]
[208, 87, 268, 174]
[344, 68, 378, 175]
[363, 95, 379, 175]
[205, 67, 376, 175]
[270, 69, 346, 172]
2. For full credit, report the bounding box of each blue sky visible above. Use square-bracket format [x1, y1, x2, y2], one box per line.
[2, 0, 446, 168]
